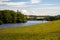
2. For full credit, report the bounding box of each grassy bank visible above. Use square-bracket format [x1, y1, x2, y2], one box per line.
[0, 20, 60, 40]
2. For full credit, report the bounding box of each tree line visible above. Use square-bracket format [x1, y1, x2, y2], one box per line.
[44, 15, 60, 21]
[0, 10, 27, 25]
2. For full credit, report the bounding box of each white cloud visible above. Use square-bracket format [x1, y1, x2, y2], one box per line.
[21, 9, 30, 15]
[0, 6, 60, 16]
[0, 0, 10, 2]
[20, 7, 60, 16]
[39, 4, 56, 6]
[0, 0, 28, 6]
[31, 0, 41, 3]
[0, 2, 27, 6]
[0, 0, 60, 16]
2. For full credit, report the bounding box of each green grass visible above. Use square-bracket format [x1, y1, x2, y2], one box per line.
[0, 20, 60, 40]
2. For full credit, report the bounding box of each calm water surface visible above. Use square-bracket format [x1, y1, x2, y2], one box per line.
[0, 20, 48, 28]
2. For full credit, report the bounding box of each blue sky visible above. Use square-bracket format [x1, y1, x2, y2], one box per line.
[10, 0, 60, 5]
[10, 0, 60, 4]
[0, 0, 60, 16]
[42, 0, 60, 4]
[10, 0, 29, 2]
[1, 0, 60, 6]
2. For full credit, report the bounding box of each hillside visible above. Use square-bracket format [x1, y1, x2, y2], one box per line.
[0, 20, 60, 40]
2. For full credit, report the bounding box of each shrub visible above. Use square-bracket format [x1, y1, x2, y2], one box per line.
[0, 20, 3, 25]
[44, 16, 56, 21]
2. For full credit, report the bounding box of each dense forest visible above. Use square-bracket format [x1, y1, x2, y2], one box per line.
[0, 10, 27, 25]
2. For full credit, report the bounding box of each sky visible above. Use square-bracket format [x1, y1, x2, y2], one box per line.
[0, 0, 60, 16]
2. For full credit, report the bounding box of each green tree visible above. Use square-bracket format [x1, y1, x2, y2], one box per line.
[10, 10, 17, 23]
[0, 10, 27, 24]
[0, 20, 3, 25]
[16, 12, 27, 23]
[55, 15, 60, 20]
[44, 16, 56, 21]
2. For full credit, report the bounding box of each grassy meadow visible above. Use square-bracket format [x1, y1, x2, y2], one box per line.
[0, 20, 60, 40]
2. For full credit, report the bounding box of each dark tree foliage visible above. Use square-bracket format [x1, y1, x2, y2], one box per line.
[0, 20, 3, 25]
[55, 15, 60, 20]
[0, 10, 27, 25]
[16, 12, 27, 23]
[44, 16, 55, 21]
[44, 15, 60, 21]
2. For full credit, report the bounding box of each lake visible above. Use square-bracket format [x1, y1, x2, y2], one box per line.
[0, 20, 48, 28]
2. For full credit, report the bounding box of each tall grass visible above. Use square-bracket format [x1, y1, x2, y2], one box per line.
[0, 20, 60, 40]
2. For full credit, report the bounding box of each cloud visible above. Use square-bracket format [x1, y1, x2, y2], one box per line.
[0, 0, 60, 16]
[40, 4, 56, 6]
[0, 0, 10, 2]
[21, 9, 30, 15]
[20, 7, 60, 16]
[0, 0, 28, 6]
[0, 5, 60, 16]
[0, 2, 28, 6]
[31, 0, 42, 3]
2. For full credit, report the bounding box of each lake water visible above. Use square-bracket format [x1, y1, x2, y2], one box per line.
[0, 20, 48, 28]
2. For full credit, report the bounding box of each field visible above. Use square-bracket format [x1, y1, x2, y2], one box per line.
[0, 20, 60, 40]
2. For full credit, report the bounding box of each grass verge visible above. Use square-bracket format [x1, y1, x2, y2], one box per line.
[0, 20, 60, 40]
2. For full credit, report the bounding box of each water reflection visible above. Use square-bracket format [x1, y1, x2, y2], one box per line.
[0, 20, 48, 28]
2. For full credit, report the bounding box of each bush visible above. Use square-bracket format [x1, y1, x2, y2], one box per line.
[44, 16, 56, 21]
[55, 15, 60, 20]
[0, 20, 3, 25]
